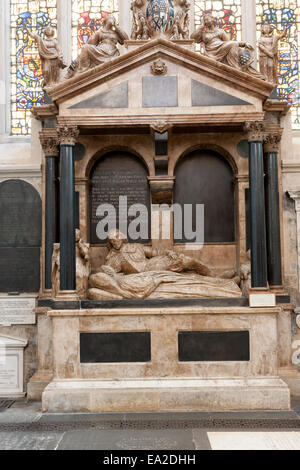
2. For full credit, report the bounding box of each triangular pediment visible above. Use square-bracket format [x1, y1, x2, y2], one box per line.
[70, 81, 129, 109]
[49, 39, 273, 126]
[191, 80, 251, 107]
[0, 335, 28, 348]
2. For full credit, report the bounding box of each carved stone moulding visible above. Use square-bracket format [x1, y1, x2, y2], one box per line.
[57, 125, 79, 146]
[39, 130, 59, 157]
[264, 129, 283, 153]
[151, 120, 172, 134]
[244, 121, 265, 142]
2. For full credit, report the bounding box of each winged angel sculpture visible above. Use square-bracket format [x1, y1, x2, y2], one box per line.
[131, 0, 190, 40]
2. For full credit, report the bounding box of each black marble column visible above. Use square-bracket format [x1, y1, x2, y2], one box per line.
[57, 126, 79, 291]
[40, 133, 59, 291]
[245, 122, 268, 288]
[264, 133, 283, 286]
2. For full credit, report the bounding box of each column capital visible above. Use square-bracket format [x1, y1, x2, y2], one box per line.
[57, 125, 79, 146]
[39, 130, 59, 157]
[244, 121, 265, 142]
[264, 129, 283, 153]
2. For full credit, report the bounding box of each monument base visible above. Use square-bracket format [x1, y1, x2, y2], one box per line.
[42, 377, 290, 413]
[27, 370, 53, 401]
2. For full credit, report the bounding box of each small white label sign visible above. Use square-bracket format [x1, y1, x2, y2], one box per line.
[249, 293, 276, 308]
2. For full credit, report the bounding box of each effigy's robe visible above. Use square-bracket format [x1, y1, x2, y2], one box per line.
[88, 270, 242, 300]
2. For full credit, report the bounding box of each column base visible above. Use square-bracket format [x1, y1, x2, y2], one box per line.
[55, 290, 79, 301]
[27, 370, 53, 401]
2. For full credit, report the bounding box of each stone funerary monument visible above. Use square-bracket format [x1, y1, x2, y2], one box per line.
[1, 0, 300, 412]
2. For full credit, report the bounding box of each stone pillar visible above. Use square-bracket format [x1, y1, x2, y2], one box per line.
[288, 190, 300, 297]
[245, 121, 268, 288]
[264, 131, 283, 287]
[57, 125, 79, 292]
[40, 131, 59, 292]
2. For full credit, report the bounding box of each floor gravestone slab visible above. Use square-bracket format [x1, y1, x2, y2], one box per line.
[0, 335, 27, 397]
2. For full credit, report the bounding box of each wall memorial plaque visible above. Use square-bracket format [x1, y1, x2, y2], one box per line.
[0, 180, 41, 248]
[90, 152, 151, 244]
[0, 180, 41, 293]
[174, 150, 235, 243]
[0, 296, 36, 326]
[0, 248, 40, 293]
[0, 335, 27, 397]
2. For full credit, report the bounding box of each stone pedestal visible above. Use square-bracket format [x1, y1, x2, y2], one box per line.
[43, 377, 290, 413]
[42, 303, 291, 412]
[27, 309, 53, 400]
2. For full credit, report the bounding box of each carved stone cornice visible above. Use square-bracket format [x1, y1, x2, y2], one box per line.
[288, 190, 300, 212]
[150, 120, 172, 134]
[39, 130, 59, 157]
[244, 121, 265, 142]
[264, 129, 283, 153]
[57, 125, 79, 146]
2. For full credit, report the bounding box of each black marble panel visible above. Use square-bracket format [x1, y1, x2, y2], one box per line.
[80, 332, 151, 363]
[70, 82, 128, 109]
[154, 157, 169, 176]
[237, 139, 249, 159]
[0, 247, 40, 293]
[155, 131, 168, 156]
[0, 180, 42, 247]
[143, 77, 178, 107]
[245, 188, 251, 252]
[174, 150, 235, 243]
[178, 331, 250, 362]
[74, 143, 86, 162]
[192, 80, 251, 107]
[38, 295, 290, 310]
[75, 192, 80, 230]
[90, 151, 151, 244]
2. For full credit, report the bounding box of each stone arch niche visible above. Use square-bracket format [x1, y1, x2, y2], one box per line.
[0, 179, 42, 293]
[89, 151, 151, 245]
[174, 149, 236, 244]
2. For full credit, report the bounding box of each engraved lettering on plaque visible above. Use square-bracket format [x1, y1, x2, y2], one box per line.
[0, 297, 36, 325]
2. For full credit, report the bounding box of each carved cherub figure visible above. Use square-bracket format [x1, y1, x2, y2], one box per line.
[75, 229, 91, 298]
[258, 24, 287, 83]
[240, 250, 252, 296]
[25, 25, 67, 88]
[171, 0, 190, 40]
[131, 0, 150, 40]
[51, 230, 90, 298]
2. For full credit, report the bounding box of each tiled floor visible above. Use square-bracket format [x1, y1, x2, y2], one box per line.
[0, 399, 300, 450]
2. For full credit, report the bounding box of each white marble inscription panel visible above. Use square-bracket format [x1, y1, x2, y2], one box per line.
[0, 336, 27, 397]
[0, 297, 36, 325]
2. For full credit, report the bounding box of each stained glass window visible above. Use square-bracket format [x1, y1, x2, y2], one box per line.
[194, 0, 242, 42]
[72, 0, 119, 60]
[10, 0, 57, 136]
[256, 1, 300, 129]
